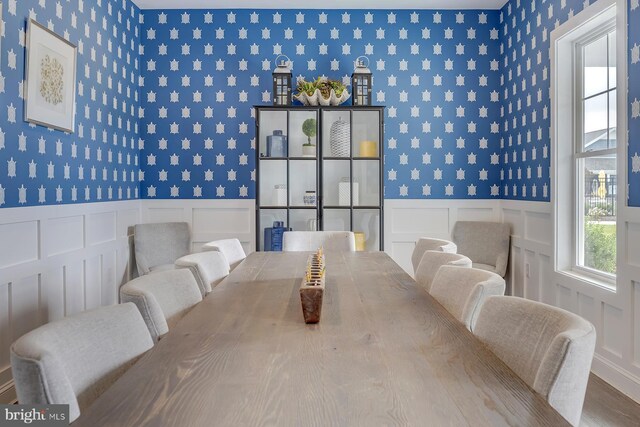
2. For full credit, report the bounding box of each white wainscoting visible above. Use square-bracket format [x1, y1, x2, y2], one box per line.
[2, 197, 639, 405]
[140, 199, 256, 254]
[0, 200, 141, 403]
[500, 200, 640, 403]
[383, 199, 502, 275]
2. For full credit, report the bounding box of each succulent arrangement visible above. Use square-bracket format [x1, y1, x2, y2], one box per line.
[294, 77, 350, 106]
[296, 77, 346, 98]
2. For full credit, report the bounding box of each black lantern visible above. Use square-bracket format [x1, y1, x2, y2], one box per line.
[272, 55, 292, 105]
[352, 56, 372, 106]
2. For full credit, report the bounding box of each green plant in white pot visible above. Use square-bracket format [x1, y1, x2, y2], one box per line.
[302, 118, 317, 157]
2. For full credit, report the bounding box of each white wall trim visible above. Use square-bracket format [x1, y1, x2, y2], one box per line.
[0, 200, 142, 404]
[384, 199, 501, 274]
[141, 199, 256, 253]
[2, 196, 639, 407]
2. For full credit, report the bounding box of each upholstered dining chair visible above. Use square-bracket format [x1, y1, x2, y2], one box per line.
[415, 251, 472, 292]
[473, 296, 596, 426]
[429, 265, 506, 331]
[175, 251, 230, 296]
[134, 222, 191, 275]
[10, 303, 154, 422]
[202, 238, 246, 271]
[120, 269, 203, 342]
[411, 237, 457, 274]
[451, 221, 511, 277]
[282, 231, 356, 252]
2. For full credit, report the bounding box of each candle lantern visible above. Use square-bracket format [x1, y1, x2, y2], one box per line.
[351, 56, 372, 106]
[272, 55, 292, 105]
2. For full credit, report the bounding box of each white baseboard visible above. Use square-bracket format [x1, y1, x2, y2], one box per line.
[592, 353, 640, 404]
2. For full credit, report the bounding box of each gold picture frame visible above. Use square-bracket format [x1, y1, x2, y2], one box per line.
[24, 19, 77, 133]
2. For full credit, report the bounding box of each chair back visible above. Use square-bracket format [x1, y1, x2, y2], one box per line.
[203, 238, 246, 270]
[473, 296, 596, 426]
[10, 303, 153, 422]
[120, 269, 203, 341]
[429, 265, 505, 331]
[134, 222, 191, 275]
[452, 221, 510, 277]
[415, 251, 471, 292]
[175, 251, 230, 296]
[282, 231, 356, 252]
[411, 237, 457, 274]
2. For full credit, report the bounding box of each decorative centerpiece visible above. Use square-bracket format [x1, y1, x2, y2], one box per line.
[294, 77, 350, 106]
[300, 248, 326, 324]
[302, 118, 317, 157]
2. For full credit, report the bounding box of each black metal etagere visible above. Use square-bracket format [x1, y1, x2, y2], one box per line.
[255, 105, 384, 252]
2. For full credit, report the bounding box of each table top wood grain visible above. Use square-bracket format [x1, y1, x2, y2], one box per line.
[74, 251, 568, 426]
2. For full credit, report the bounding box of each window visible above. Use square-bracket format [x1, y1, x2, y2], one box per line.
[551, 0, 622, 288]
[575, 27, 617, 277]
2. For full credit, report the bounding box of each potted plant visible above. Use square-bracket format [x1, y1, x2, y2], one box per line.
[302, 118, 317, 157]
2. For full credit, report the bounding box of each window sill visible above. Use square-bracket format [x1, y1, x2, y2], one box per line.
[556, 269, 617, 293]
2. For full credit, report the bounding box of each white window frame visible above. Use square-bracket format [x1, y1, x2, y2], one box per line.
[551, 0, 626, 290]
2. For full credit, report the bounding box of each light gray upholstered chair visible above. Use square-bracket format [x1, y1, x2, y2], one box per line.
[474, 296, 596, 426]
[415, 251, 472, 292]
[120, 269, 203, 342]
[10, 303, 153, 422]
[452, 221, 511, 277]
[429, 265, 505, 331]
[202, 238, 246, 270]
[175, 251, 230, 296]
[282, 231, 356, 252]
[411, 237, 457, 274]
[134, 222, 191, 275]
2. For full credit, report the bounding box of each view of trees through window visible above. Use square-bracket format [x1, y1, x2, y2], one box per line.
[578, 28, 617, 276]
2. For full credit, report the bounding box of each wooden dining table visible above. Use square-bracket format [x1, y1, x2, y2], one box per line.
[74, 251, 568, 426]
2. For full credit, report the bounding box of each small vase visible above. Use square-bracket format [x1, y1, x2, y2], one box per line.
[266, 130, 287, 157]
[303, 191, 316, 206]
[330, 118, 350, 157]
[273, 185, 287, 206]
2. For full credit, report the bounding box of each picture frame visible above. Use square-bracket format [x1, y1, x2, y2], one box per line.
[0, 2, 3, 67]
[24, 19, 77, 133]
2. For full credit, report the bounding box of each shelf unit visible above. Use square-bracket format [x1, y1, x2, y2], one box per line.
[255, 105, 385, 252]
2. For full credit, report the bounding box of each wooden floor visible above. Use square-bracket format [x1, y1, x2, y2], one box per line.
[582, 374, 640, 426]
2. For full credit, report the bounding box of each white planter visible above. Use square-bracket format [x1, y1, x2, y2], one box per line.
[302, 144, 316, 157]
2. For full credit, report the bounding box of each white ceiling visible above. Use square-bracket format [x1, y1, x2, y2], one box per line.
[132, 0, 508, 10]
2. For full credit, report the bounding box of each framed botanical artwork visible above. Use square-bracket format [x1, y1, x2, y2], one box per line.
[0, 3, 3, 67]
[25, 19, 77, 133]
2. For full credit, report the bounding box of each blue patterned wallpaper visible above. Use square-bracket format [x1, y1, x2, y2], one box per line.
[139, 9, 503, 199]
[0, 2, 637, 206]
[500, 0, 640, 205]
[629, 0, 640, 206]
[0, 0, 141, 208]
[499, 0, 588, 201]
